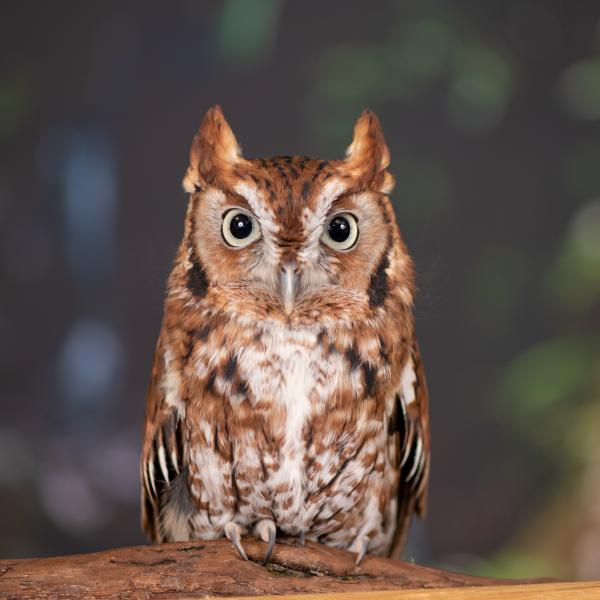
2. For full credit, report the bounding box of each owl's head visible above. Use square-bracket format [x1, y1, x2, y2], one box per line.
[177, 106, 413, 325]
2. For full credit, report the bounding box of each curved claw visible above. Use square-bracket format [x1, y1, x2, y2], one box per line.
[225, 522, 247, 561]
[254, 519, 277, 564]
[353, 535, 369, 566]
[297, 530, 305, 547]
[263, 524, 276, 564]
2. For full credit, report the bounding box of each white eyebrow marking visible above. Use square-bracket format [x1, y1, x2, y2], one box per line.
[234, 182, 280, 266]
[304, 178, 347, 231]
[299, 178, 347, 263]
[234, 182, 278, 234]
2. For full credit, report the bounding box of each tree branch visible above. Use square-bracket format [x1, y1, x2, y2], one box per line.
[0, 538, 547, 599]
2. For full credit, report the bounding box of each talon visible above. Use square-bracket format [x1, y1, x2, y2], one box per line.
[297, 530, 305, 546]
[254, 519, 277, 564]
[353, 535, 369, 566]
[225, 522, 247, 561]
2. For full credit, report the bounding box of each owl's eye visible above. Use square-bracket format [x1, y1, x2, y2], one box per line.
[321, 213, 359, 251]
[222, 209, 261, 248]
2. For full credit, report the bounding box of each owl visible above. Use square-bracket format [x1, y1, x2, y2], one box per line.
[141, 106, 430, 565]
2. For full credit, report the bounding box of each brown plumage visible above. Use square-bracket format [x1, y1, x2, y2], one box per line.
[140, 106, 430, 564]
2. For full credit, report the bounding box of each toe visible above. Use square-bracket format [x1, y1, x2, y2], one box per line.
[352, 535, 369, 566]
[224, 522, 248, 561]
[254, 519, 277, 564]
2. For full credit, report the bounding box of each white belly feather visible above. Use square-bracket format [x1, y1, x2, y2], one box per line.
[238, 324, 324, 530]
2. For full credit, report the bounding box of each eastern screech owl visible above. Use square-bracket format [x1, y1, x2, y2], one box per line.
[141, 106, 430, 564]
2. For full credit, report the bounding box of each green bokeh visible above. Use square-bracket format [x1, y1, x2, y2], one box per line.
[218, 0, 283, 66]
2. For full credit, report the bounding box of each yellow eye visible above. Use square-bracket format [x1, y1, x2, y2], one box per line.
[321, 213, 359, 251]
[222, 209, 261, 248]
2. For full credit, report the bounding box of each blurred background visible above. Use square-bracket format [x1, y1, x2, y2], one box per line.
[1, 0, 600, 580]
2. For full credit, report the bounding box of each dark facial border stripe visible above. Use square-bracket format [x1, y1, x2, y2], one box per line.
[187, 255, 209, 299]
[368, 240, 391, 308]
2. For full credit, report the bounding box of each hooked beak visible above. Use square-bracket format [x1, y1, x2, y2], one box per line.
[279, 264, 299, 315]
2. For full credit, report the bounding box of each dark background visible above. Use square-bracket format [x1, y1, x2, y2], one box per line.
[1, 0, 599, 579]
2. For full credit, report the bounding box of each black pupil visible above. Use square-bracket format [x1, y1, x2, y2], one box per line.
[230, 213, 253, 239]
[328, 216, 351, 243]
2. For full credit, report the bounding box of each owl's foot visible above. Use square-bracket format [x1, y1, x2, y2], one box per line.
[297, 530, 305, 546]
[254, 518, 276, 564]
[224, 522, 248, 561]
[350, 535, 369, 566]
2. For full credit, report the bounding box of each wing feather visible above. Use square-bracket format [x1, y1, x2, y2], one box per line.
[388, 338, 430, 558]
[140, 336, 189, 541]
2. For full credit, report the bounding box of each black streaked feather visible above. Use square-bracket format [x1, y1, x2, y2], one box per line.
[368, 245, 390, 307]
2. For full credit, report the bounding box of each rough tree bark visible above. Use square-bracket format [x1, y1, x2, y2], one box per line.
[0, 538, 547, 599]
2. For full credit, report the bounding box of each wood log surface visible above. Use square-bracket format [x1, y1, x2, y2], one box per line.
[0, 538, 554, 599]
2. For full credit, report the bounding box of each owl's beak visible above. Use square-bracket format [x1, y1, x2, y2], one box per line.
[280, 264, 299, 315]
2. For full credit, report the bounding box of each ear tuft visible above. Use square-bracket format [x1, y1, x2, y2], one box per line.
[343, 109, 392, 190]
[378, 171, 396, 194]
[183, 105, 244, 192]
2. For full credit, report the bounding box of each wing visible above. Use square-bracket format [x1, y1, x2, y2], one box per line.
[388, 338, 431, 558]
[140, 335, 190, 542]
